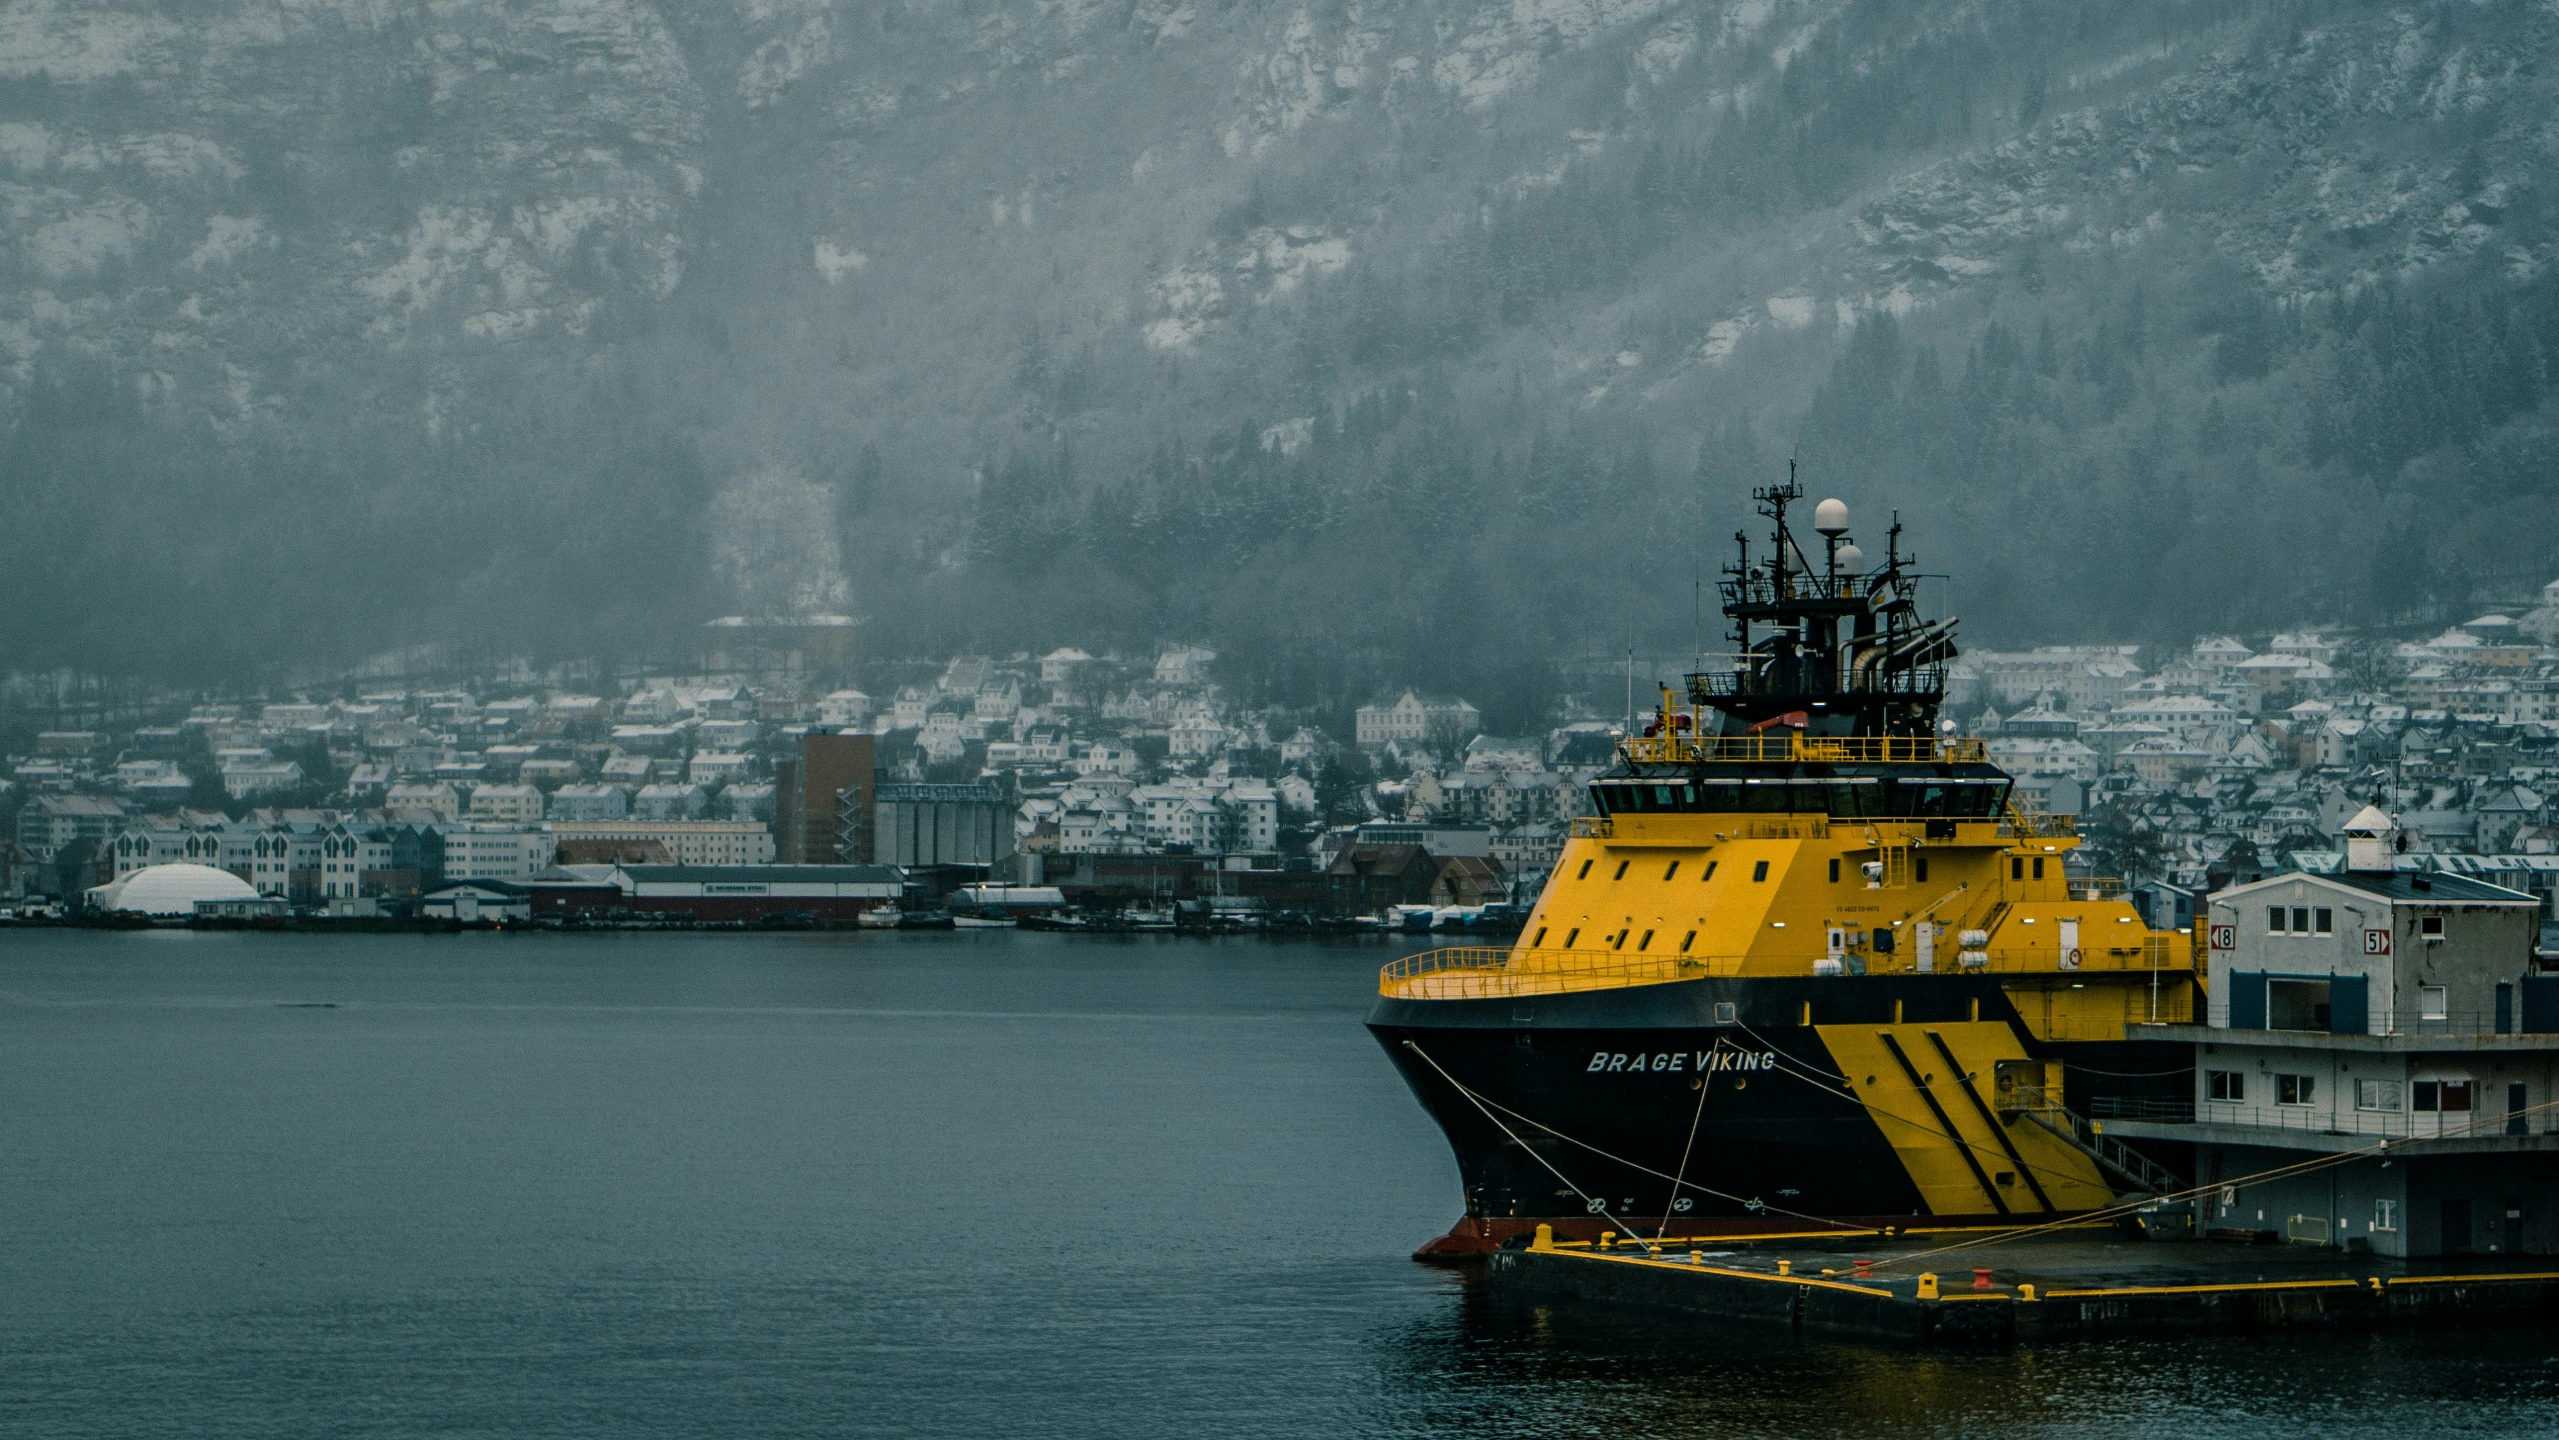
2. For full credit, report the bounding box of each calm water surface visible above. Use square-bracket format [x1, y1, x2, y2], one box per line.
[4, 929, 2556, 1438]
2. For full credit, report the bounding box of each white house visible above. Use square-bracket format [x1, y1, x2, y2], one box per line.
[1354, 692, 1482, 748]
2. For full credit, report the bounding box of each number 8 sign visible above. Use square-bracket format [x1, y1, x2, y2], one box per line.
[2209, 924, 2236, 950]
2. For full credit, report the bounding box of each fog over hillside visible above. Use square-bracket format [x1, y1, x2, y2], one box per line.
[7, 0, 2559, 715]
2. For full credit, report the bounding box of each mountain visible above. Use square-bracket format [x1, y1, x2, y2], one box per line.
[5, 0, 2557, 718]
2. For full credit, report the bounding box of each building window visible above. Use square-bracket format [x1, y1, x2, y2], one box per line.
[2420, 915, 2445, 941]
[1752, 861, 1769, 882]
[2314, 908, 2332, 936]
[2290, 907, 2310, 933]
[2268, 906, 2286, 934]
[2414, 1079, 2473, 1113]
[2207, 1070, 2245, 1101]
[2276, 1074, 2315, 1106]
[2421, 985, 2449, 1020]
[2356, 1080, 2403, 1112]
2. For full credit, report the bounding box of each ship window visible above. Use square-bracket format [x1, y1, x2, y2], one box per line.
[1915, 858, 1929, 882]
[1698, 784, 1744, 811]
[2032, 858, 2045, 879]
[1664, 861, 1680, 881]
[1563, 928, 1580, 949]
[1655, 786, 1679, 809]
[1703, 862, 1718, 881]
[1681, 930, 1697, 953]
[1531, 927, 1547, 948]
[1638, 929, 1655, 951]
[1752, 861, 1769, 882]
[1829, 859, 1841, 883]
[1714, 1001, 1736, 1024]
[1613, 861, 1629, 881]
[1577, 860, 1592, 880]
[2012, 858, 2024, 880]
[1612, 929, 1629, 951]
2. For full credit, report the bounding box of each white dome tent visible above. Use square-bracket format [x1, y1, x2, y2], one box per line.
[85, 863, 262, 919]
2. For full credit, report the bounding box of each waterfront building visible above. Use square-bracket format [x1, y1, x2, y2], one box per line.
[548, 821, 774, 868]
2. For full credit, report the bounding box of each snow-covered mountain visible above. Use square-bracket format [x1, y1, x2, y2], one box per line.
[6, 1, 2557, 684]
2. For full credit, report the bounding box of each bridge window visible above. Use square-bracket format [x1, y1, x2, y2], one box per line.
[1664, 861, 1679, 881]
[1563, 928, 1580, 948]
[1637, 930, 1654, 951]
[1613, 861, 1629, 881]
[1703, 862, 1718, 881]
[1752, 861, 1769, 882]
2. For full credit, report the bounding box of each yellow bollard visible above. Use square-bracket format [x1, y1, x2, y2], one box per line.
[2018, 1283, 2037, 1302]
[1776, 1260, 1792, 1276]
[1917, 1273, 1939, 1300]
[1599, 1233, 1613, 1249]
[1690, 1250, 1704, 1265]
[1531, 1223, 1554, 1252]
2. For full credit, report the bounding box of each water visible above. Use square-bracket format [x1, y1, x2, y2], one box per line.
[4, 929, 2555, 1438]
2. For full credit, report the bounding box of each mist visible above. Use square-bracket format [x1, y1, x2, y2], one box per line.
[4, 0, 2557, 705]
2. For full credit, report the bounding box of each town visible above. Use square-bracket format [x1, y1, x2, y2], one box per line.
[10, 584, 2559, 940]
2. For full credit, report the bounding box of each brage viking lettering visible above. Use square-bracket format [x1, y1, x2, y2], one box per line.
[1587, 1049, 1772, 1073]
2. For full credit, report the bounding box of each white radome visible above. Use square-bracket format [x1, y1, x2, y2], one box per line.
[1813, 497, 1850, 536]
[1834, 542, 1864, 571]
[86, 863, 261, 917]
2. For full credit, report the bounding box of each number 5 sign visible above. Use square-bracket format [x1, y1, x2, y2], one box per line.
[2209, 924, 2237, 950]
[2363, 927, 2390, 956]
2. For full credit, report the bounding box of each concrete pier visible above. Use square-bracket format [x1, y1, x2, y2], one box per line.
[1483, 1226, 2559, 1347]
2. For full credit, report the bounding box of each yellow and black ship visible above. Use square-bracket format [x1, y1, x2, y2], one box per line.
[1368, 481, 2201, 1258]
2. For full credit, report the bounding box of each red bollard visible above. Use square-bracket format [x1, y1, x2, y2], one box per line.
[1973, 1268, 1994, 1291]
[1853, 1259, 1874, 1280]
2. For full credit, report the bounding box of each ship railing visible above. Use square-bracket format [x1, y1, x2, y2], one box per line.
[1569, 816, 1614, 839]
[1985, 935, 2190, 973]
[2069, 876, 2128, 900]
[1377, 945, 1734, 999]
[1616, 734, 1988, 766]
[1998, 807, 2078, 839]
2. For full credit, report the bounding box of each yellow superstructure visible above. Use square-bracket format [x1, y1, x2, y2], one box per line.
[1379, 735, 2198, 1042]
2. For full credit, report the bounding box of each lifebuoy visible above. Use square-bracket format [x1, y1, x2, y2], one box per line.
[2062, 948, 2083, 970]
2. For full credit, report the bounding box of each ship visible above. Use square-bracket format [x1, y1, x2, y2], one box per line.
[1368, 478, 2202, 1258]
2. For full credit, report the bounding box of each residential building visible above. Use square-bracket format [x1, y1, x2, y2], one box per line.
[549, 821, 775, 868]
[1354, 692, 1483, 749]
[468, 783, 544, 823]
[548, 783, 631, 822]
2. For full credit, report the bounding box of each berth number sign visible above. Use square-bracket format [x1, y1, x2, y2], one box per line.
[2208, 924, 2236, 951]
[2364, 927, 2390, 956]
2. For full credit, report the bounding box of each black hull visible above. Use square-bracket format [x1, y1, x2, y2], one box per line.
[1368, 974, 2189, 1256]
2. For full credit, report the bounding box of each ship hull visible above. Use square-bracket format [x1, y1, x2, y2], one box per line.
[1369, 973, 2188, 1258]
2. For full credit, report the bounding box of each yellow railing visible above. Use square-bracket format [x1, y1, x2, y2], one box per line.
[1618, 734, 1987, 765]
[1379, 945, 1730, 999]
[1570, 816, 1614, 838]
[1999, 807, 2077, 838]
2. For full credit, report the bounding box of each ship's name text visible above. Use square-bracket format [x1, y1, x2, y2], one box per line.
[1587, 1049, 1774, 1074]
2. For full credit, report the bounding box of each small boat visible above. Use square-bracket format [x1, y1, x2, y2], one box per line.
[1121, 904, 1177, 931]
[952, 912, 1017, 929]
[898, 907, 956, 930]
[857, 905, 903, 929]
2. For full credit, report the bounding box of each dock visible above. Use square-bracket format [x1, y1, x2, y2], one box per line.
[1484, 1225, 2559, 1347]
